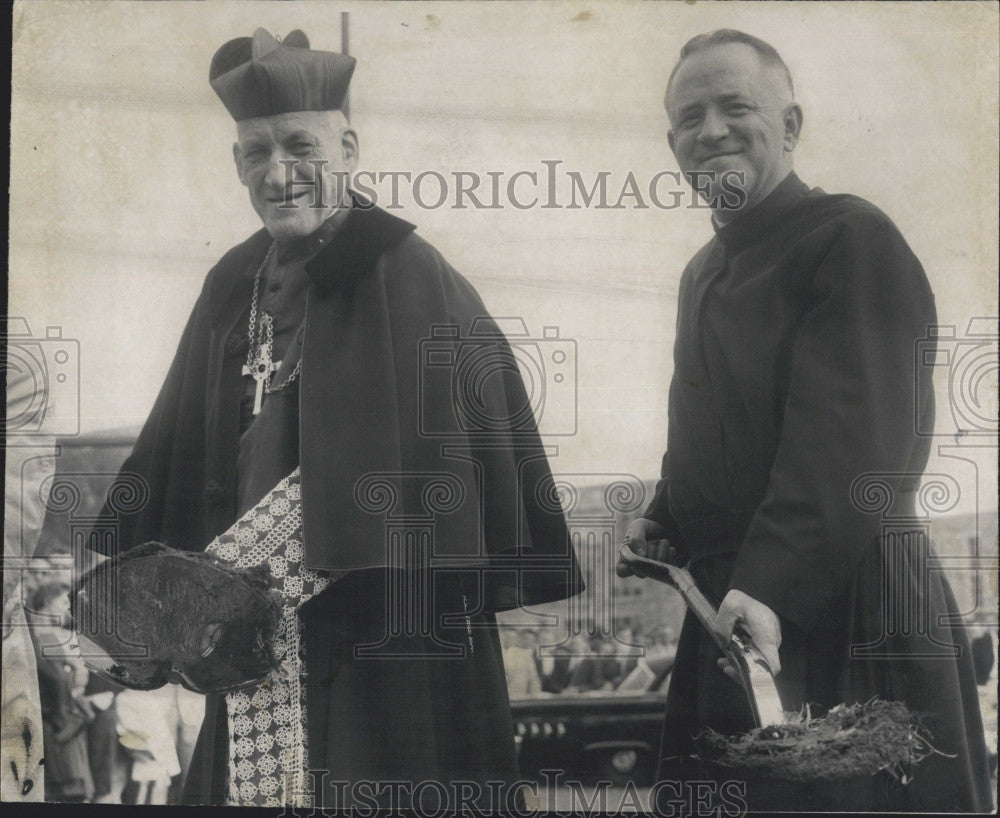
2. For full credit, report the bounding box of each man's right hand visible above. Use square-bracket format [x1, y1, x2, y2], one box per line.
[615, 519, 672, 577]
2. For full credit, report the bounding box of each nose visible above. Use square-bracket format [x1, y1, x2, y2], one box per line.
[697, 108, 729, 143]
[257, 150, 316, 195]
[259, 158, 290, 196]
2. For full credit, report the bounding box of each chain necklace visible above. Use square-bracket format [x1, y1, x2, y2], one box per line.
[242, 243, 303, 415]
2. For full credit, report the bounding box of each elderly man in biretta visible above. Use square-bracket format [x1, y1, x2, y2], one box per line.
[91, 28, 581, 810]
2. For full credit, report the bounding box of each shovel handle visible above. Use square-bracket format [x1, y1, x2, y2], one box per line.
[618, 543, 728, 652]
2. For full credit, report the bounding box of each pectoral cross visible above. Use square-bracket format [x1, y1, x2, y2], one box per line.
[242, 342, 280, 415]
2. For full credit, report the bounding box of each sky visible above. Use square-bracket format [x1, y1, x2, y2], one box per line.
[8, 0, 999, 519]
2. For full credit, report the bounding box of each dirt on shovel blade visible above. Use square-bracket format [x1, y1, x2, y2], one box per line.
[694, 699, 938, 783]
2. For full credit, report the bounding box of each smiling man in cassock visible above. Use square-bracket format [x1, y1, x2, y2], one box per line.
[89, 29, 581, 809]
[617, 29, 992, 811]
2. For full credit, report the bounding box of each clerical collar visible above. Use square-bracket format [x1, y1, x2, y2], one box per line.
[713, 172, 810, 250]
[272, 205, 351, 263]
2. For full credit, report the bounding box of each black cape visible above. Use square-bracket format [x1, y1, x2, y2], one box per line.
[92, 201, 583, 806]
[644, 174, 992, 811]
[93, 201, 582, 609]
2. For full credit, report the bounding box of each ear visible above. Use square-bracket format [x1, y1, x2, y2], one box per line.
[341, 129, 359, 172]
[783, 103, 803, 152]
[233, 142, 249, 187]
[667, 128, 677, 160]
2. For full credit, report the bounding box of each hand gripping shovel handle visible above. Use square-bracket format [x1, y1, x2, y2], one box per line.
[619, 543, 785, 727]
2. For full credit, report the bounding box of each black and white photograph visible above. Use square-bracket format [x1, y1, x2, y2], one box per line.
[4, 1, 998, 814]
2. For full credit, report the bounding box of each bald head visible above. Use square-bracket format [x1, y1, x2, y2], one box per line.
[665, 29, 794, 112]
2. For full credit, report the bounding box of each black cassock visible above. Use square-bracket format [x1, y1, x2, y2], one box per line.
[91, 201, 583, 808]
[643, 173, 992, 811]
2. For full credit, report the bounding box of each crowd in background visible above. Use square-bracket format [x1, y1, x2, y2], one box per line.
[501, 625, 679, 698]
[20, 564, 204, 805]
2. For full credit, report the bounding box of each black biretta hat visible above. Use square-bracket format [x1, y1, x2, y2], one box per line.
[210, 28, 356, 121]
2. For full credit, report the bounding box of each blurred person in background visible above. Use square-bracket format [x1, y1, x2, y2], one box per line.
[968, 621, 995, 687]
[539, 643, 574, 694]
[29, 582, 94, 803]
[165, 684, 206, 804]
[504, 628, 542, 697]
[617, 625, 640, 678]
[84, 674, 127, 804]
[2, 364, 56, 801]
[644, 626, 678, 663]
[568, 635, 621, 693]
[116, 686, 183, 805]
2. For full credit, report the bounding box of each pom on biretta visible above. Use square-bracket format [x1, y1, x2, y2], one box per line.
[210, 28, 356, 121]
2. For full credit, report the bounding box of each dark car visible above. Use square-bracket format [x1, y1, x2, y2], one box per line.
[510, 655, 673, 786]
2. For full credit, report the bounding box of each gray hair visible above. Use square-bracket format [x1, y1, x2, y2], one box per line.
[666, 29, 794, 103]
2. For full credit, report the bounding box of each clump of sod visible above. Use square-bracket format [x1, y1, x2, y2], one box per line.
[695, 699, 945, 783]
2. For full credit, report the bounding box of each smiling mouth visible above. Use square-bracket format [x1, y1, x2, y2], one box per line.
[700, 151, 742, 162]
[266, 190, 311, 205]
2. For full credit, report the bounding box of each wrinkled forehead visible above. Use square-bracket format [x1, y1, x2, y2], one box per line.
[667, 43, 787, 116]
[236, 110, 342, 143]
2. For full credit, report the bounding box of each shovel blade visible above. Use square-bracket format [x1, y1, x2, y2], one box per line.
[620, 544, 787, 727]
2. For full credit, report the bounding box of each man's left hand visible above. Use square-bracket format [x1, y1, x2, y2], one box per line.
[715, 589, 782, 679]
